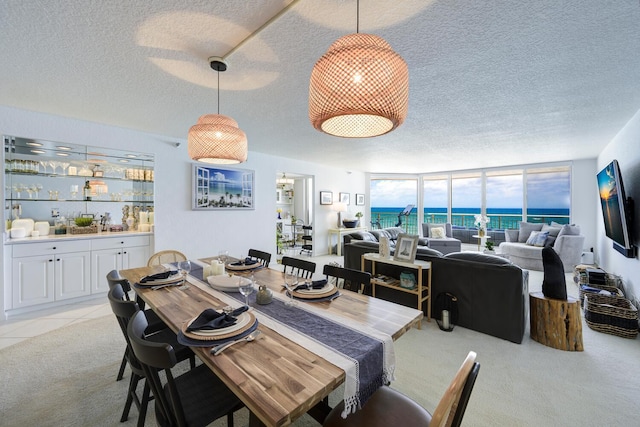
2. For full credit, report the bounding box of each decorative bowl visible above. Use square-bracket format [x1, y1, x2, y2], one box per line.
[342, 220, 359, 228]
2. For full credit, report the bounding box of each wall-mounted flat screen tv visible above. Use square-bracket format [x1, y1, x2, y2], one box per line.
[597, 160, 635, 257]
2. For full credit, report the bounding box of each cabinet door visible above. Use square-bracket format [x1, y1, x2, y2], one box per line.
[12, 254, 55, 308]
[55, 252, 91, 300]
[123, 245, 149, 270]
[91, 248, 123, 294]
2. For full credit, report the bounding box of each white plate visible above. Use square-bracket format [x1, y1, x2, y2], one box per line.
[207, 275, 251, 292]
[297, 283, 335, 295]
[188, 312, 252, 336]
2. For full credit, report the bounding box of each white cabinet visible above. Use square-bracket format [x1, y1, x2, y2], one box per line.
[91, 235, 150, 294]
[11, 240, 91, 309]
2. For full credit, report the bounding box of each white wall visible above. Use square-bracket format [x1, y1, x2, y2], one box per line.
[596, 108, 640, 308]
[0, 106, 366, 274]
[571, 159, 598, 252]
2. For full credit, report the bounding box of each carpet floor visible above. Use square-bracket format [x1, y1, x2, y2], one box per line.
[1, 271, 638, 426]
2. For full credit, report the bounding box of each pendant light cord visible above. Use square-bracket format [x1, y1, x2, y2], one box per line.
[217, 70, 220, 115]
[356, 0, 360, 33]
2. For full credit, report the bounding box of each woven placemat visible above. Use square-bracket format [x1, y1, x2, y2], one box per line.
[180, 311, 257, 341]
[292, 283, 336, 299]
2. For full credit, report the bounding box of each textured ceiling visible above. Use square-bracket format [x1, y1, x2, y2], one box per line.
[2, 0, 640, 173]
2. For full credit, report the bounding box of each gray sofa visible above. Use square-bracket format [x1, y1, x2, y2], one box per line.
[343, 226, 462, 255]
[498, 222, 585, 272]
[420, 223, 462, 254]
[343, 238, 529, 343]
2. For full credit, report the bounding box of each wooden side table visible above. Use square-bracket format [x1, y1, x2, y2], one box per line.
[362, 253, 431, 327]
[328, 227, 367, 256]
[529, 291, 583, 351]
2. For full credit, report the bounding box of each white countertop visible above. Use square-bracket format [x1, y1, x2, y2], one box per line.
[3, 230, 153, 245]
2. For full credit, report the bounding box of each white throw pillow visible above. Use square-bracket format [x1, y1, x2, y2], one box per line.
[431, 227, 446, 239]
[526, 231, 539, 246]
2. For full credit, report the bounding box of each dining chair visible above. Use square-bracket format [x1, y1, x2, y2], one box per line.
[147, 249, 187, 267]
[323, 264, 372, 295]
[106, 269, 166, 381]
[108, 284, 196, 427]
[323, 351, 480, 427]
[282, 256, 316, 279]
[300, 225, 313, 255]
[248, 248, 272, 267]
[127, 310, 244, 427]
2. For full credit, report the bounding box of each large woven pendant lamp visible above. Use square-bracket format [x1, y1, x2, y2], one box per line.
[309, 0, 409, 138]
[188, 57, 248, 164]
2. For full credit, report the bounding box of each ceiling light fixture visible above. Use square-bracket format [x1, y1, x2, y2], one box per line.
[277, 173, 294, 187]
[188, 57, 248, 164]
[309, 0, 409, 138]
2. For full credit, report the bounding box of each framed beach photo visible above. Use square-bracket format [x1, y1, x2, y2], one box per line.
[320, 191, 333, 205]
[356, 193, 365, 206]
[192, 164, 254, 210]
[393, 233, 419, 263]
[339, 192, 350, 205]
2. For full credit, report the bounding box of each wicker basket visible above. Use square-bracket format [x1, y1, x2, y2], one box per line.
[579, 283, 624, 307]
[584, 293, 638, 338]
[68, 224, 98, 235]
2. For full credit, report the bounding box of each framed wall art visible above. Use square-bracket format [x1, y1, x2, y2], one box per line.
[393, 233, 419, 263]
[339, 192, 350, 205]
[356, 193, 365, 206]
[320, 191, 333, 205]
[192, 164, 254, 210]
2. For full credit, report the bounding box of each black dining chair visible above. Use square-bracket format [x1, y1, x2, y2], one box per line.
[106, 269, 166, 381]
[108, 284, 195, 427]
[323, 351, 480, 427]
[300, 225, 313, 255]
[248, 248, 272, 267]
[127, 310, 244, 427]
[282, 256, 316, 279]
[323, 264, 372, 295]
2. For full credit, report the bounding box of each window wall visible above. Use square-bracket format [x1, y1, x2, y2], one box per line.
[371, 163, 571, 234]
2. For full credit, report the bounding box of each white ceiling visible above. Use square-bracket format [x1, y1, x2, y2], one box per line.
[2, 0, 640, 174]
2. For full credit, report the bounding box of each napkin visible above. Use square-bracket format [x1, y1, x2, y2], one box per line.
[139, 270, 178, 283]
[230, 258, 259, 266]
[186, 306, 248, 331]
[293, 279, 327, 291]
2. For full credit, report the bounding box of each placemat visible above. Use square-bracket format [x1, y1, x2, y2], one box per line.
[180, 311, 257, 341]
[177, 320, 259, 347]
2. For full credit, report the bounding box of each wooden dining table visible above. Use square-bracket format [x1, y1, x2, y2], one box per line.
[119, 259, 423, 427]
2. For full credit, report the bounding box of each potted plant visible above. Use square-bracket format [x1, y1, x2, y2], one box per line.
[484, 240, 495, 254]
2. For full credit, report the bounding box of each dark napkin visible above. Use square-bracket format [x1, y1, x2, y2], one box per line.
[186, 306, 249, 331]
[293, 279, 327, 291]
[230, 258, 259, 266]
[139, 270, 178, 283]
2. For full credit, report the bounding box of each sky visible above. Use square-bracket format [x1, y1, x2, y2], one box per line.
[371, 171, 571, 209]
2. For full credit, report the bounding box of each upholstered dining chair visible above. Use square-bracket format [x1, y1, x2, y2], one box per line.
[108, 284, 195, 427]
[323, 351, 480, 427]
[248, 248, 271, 267]
[282, 256, 316, 279]
[127, 310, 244, 427]
[323, 264, 372, 295]
[147, 249, 187, 267]
[106, 269, 166, 381]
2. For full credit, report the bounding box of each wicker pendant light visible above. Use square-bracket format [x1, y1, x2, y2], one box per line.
[309, 1, 409, 138]
[188, 58, 248, 164]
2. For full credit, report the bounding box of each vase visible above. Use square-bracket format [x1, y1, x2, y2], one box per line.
[478, 228, 485, 237]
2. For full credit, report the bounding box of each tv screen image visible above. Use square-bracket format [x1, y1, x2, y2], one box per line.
[597, 160, 634, 256]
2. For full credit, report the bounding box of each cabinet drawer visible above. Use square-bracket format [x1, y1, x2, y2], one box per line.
[91, 235, 150, 250]
[12, 240, 92, 257]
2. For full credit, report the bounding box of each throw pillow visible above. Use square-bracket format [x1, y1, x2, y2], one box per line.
[541, 223, 562, 237]
[557, 224, 581, 238]
[533, 231, 549, 247]
[518, 222, 544, 243]
[542, 246, 567, 300]
[526, 231, 540, 246]
[431, 227, 446, 239]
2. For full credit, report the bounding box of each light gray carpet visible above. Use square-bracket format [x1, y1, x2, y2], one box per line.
[1, 271, 638, 426]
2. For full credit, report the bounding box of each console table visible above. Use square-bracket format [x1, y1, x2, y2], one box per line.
[362, 253, 431, 325]
[328, 226, 367, 256]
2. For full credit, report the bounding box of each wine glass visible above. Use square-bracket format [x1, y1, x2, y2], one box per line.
[284, 271, 299, 307]
[238, 278, 254, 308]
[218, 250, 228, 266]
[177, 260, 191, 290]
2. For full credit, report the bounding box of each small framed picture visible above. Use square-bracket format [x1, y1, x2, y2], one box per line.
[339, 192, 350, 205]
[356, 193, 365, 206]
[320, 191, 333, 205]
[393, 233, 419, 263]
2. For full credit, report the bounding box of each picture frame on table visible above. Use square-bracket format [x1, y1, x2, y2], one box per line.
[356, 193, 365, 206]
[339, 192, 350, 205]
[393, 233, 419, 263]
[320, 191, 333, 205]
[192, 164, 254, 210]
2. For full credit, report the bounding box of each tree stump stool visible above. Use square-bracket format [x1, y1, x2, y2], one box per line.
[529, 291, 584, 351]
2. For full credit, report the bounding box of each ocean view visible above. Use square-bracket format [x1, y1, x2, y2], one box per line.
[369, 207, 570, 234]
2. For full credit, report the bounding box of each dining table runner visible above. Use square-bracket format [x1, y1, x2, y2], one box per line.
[185, 262, 395, 417]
